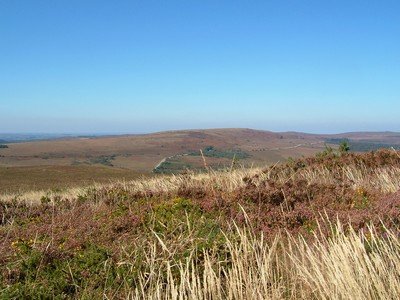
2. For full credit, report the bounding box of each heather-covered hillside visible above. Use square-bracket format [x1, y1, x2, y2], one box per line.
[1, 149, 400, 299]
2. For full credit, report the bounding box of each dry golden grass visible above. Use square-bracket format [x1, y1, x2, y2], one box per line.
[0, 167, 262, 204]
[3, 161, 400, 204]
[117, 220, 400, 299]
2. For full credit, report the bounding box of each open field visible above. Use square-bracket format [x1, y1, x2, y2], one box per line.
[1, 128, 400, 192]
[0, 129, 326, 171]
[0, 165, 143, 194]
[1, 149, 400, 298]
[0, 129, 325, 192]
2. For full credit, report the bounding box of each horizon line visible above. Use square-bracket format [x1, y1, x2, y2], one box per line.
[1, 127, 399, 137]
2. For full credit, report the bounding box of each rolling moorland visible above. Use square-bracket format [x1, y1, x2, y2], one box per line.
[1, 146, 400, 298]
[0, 129, 400, 298]
[1, 128, 400, 194]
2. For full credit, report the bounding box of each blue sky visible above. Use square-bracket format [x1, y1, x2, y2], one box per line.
[1, 0, 399, 134]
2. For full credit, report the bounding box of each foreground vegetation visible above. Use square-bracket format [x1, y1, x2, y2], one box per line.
[1, 149, 400, 299]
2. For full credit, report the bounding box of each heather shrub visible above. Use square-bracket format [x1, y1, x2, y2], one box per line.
[1, 150, 400, 298]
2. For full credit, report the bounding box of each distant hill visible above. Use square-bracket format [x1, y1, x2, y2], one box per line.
[323, 131, 400, 152]
[1, 128, 399, 173]
[0, 128, 399, 192]
[0, 133, 79, 143]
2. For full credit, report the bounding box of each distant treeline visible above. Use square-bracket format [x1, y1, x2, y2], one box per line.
[0, 144, 8, 148]
[188, 146, 250, 159]
[153, 160, 193, 174]
[326, 138, 400, 152]
[154, 146, 251, 174]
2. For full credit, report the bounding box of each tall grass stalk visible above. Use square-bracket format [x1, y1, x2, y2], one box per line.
[120, 221, 400, 299]
[3, 164, 400, 204]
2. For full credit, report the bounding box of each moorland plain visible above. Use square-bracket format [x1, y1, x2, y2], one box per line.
[1, 128, 400, 193]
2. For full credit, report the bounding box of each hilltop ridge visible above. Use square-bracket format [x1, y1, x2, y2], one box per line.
[1, 128, 400, 193]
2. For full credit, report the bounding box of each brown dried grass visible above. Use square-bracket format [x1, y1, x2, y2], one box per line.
[126, 220, 400, 299]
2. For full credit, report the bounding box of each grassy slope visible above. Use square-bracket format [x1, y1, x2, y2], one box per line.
[0, 129, 324, 170]
[0, 165, 144, 194]
[1, 149, 400, 298]
[2, 128, 400, 193]
[0, 129, 326, 192]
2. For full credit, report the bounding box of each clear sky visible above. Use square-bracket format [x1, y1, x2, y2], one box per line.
[1, 0, 399, 134]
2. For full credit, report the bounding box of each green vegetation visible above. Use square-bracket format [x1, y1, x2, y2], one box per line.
[0, 144, 8, 148]
[0, 197, 227, 298]
[339, 140, 350, 153]
[153, 159, 193, 174]
[316, 141, 350, 158]
[154, 147, 251, 174]
[89, 155, 116, 166]
[326, 138, 400, 152]
[189, 146, 250, 159]
[316, 144, 336, 158]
